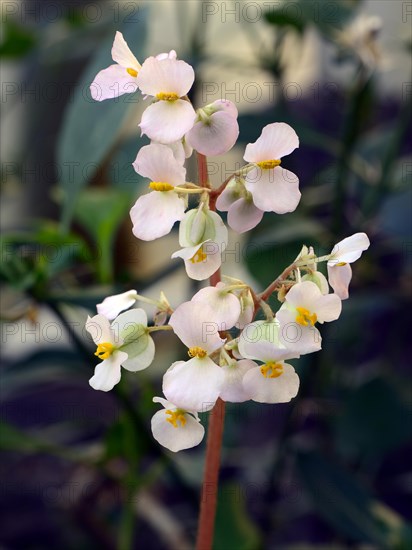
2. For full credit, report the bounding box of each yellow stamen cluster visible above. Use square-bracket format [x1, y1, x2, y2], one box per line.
[256, 159, 281, 170]
[94, 342, 115, 360]
[149, 181, 174, 192]
[165, 409, 187, 428]
[296, 306, 317, 327]
[260, 362, 284, 378]
[188, 346, 207, 358]
[126, 67, 138, 77]
[156, 92, 179, 101]
[189, 248, 207, 264]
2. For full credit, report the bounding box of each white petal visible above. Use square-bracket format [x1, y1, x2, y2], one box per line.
[243, 123, 299, 163]
[191, 286, 241, 329]
[329, 232, 370, 264]
[112, 309, 154, 371]
[210, 99, 238, 118]
[237, 293, 254, 329]
[184, 243, 223, 281]
[228, 198, 264, 233]
[284, 281, 322, 311]
[151, 140, 186, 164]
[140, 99, 197, 143]
[315, 294, 342, 323]
[215, 180, 239, 211]
[327, 263, 353, 300]
[89, 350, 127, 392]
[137, 57, 194, 97]
[245, 167, 300, 213]
[85, 314, 114, 345]
[276, 309, 322, 355]
[132, 143, 186, 185]
[151, 409, 204, 452]
[163, 357, 225, 412]
[96, 290, 138, 321]
[186, 111, 239, 156]
[220, 360, 256, 402]
[242, 363, 299, 404]
[130, 191, 186, 241]
[111, 31, 140, 69]
[153, 396, 176, 409]
[122, 335, 155, 372]
[169, 301, 224, 353]
[302, 272, 329, 295]
[90, 65, 138, 101]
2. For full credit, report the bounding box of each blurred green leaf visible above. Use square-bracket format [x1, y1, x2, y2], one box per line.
[264, 10, 305, 34]
[0, 20, 36, 58]
[57, 11, 147, 231]
[213, 482, 261, 550]
[297, 451, 412, 548]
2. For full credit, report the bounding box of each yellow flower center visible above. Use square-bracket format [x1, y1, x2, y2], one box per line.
[256, 159, 281, 170]
[260, 361, 284, 378]
[295, 307, 317, 327]
[126, 67, 138, 77]
[156, 92, 179, 102]
[165, 409, 187, 428]
[189, 247, 207, 264]
[94, 342, 115, 360]
[188, 346, 207, 358]
[149, 181, 174, 191]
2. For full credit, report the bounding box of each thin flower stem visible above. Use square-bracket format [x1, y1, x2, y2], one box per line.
[147, 325, 173, 333]
[174, 187, 211, 194]
[259, 262, 297, 302]
[197, 153, 211, 189]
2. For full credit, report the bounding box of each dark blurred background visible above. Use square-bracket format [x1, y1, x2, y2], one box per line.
[1, 1, 411, 548]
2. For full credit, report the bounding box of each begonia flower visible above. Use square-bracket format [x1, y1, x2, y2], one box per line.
[191, 282, 241, 330]
[216, 177, 264, 233]
[97, 290, 138, 320]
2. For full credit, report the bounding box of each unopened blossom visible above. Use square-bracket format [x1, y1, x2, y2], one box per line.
[216, 177, 264, 233]
[172, 206, 228, 280]
[151, 396, 204, 452]
[297, 246, 329, 295]
[186, 99, 239, 156]
[163, 302, 225, 411]
[191, 282, 241, 330]
[238, 320, 300, 403]
[97, 290, 138, 320]
[243, 123, 301, 214]
[276, 281, 342, 354]
[130, 143, 187, 240]
[327, 232, 370, 299]
[237, 288, 255, 328]
[86, 310, 155, 391]
[137, 56, 197, 143]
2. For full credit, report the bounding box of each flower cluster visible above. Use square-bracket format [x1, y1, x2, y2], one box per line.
[86, 34, 370, 452]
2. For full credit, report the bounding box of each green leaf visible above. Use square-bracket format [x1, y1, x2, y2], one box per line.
[0, 20, 36, 58]
[213, 482, 261, 550]
[297, 451, 412, 547]
[57, 11, 147, 231]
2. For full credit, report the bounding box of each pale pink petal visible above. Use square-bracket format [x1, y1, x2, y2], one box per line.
[242, 363, 299, 404]
[215, 180, 238, 211]
[329, 232, 370, 264]
[151, 409, 204, 452]
[211, 99, 238, 118]
[130, 191, 185, 241]
[186, 111, 239, 156]
[184, 243, 223, 281]
[228, 198, 264, 233]
[315, 294, 342, 323]
[243, 122, 299, 163]
[284, 281, 322, 310]
[245, 167, 300, 213]
[191, 286, 241, 329]
[132, 143, 186, 185]
[90, 65, 138, 101]
[136, 57, 194, 97]
[276, 308, 322, 355]
[220, 359, 256, 402]
[155, 50, 177, 61]
[140, 99, 197, 143]
[111, 31, 140, 69]
[327, 263, 352, 300]
[89, 350, 127, 392]
[97, 290, 138, 320]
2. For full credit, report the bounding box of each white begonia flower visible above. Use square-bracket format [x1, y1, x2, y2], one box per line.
[137, 56, 197, 143]
[326, 233, 369, 299]
[238, 320, 300, 404]
[151, 397, 204, 452]
[276, 281, 342, 355]
[86, 310, 155, 392]
[219, 357, 256, 402]
[191, 282, 241, 330]
[243, 123, 301, 214]
[96, 290, 138, 320]
[163, 301, 225, 412]
[216, 177, 264, 234]
[171, 206, 228, 281]
[130, 143, 187, 241]
[186, 99, 239, 157]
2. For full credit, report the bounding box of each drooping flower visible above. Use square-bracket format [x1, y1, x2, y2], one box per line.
[276, 281, 341, 354]
[327, 232, 370, 299]
[151, 396, 204, 452]
[163, 301, 225, 411]
[191, 282, 241, 330]
[238, 320, 300, 403]
[86, 310, 155, 391]
[137, 56, 197, 143]
[171, 205, 228, 280]
[186, 99, 239, 156]
[216, 176, 264, 233]
[243, 123, 301, 214]
[97, 290, 138, 320]
[130, 143, 187, 240]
